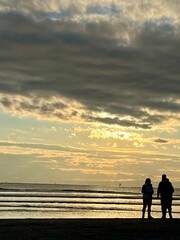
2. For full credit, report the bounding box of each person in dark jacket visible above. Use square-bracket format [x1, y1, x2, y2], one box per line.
[142, 178, 154, 219]
[157, 174, 174, 219]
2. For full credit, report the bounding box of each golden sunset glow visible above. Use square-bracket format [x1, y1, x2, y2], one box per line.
[0, 0, 179, 187]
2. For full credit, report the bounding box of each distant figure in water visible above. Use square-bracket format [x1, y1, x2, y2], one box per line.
[141, 178, 154, 219]
[157, 174, 174, 219]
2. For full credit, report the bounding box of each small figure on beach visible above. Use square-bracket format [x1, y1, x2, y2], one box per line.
[141, 178, 154, 219]
[157, 174, 174, 219]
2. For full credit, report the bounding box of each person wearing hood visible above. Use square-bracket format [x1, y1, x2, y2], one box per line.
[157, 174, 174, 219]
[142, 178, 154, 219]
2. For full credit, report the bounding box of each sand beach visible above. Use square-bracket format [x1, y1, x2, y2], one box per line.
[0, 218, 179, 240]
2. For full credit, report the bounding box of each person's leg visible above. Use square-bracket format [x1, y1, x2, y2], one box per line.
[168, 199, 173, 219]
[161, 199, 166, 218]
[148, 199, 153, 219]
[162, 206, 167, 218]
[168, 207, 173, 219]
[142, 207, 146, 218]
[142, 199, 147, 219]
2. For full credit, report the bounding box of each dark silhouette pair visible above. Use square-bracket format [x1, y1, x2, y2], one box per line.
[142, 174, 174, 219]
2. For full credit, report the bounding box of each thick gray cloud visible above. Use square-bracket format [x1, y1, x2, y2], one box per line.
[0, 1, 179, 128]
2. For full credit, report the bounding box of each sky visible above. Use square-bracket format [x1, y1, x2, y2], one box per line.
[0, 0, 179, 187]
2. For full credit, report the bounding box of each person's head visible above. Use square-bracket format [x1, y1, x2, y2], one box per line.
[162, 174, 167, 181]
[145, 178, 151, 185]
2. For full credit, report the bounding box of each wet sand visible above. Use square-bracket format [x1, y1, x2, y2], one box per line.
[0, 218, 179, 240]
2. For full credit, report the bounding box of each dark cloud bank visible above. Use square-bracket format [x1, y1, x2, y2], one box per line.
[0, 11, 179, 129]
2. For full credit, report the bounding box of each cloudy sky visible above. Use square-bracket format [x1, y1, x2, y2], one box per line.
[0, 0, 179, 187]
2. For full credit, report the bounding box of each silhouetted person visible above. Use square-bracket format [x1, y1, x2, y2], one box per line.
[142, 178, 154, 219]
[157, 174, 174, 219]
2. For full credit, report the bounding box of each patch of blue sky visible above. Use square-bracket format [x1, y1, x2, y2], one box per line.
[0, 110, 57, 131]
[144, 17, 176, 32]
[0, 109, 82, 137]
[45, 11, 73, 20]
[44, 3, 122, 21]
[87, 3, 121, 16]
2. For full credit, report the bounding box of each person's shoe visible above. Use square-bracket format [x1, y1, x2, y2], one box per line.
[148, 216, 153, 219]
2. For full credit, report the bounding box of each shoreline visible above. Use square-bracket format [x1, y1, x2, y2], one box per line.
[0, 218, 179, 240]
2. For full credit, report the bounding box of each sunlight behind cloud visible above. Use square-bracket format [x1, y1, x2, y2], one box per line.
[0, 0, 179, 186]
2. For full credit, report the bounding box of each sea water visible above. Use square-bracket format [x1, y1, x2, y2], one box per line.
[0, 183, 179, 219]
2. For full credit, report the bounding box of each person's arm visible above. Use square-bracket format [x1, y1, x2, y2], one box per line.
[170, 183, 174, 193]
[157, 183, 161, 198]
[141, 185, 145, 193]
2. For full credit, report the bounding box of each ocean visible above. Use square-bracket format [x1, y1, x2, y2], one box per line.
[0, 183, 179, 219]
